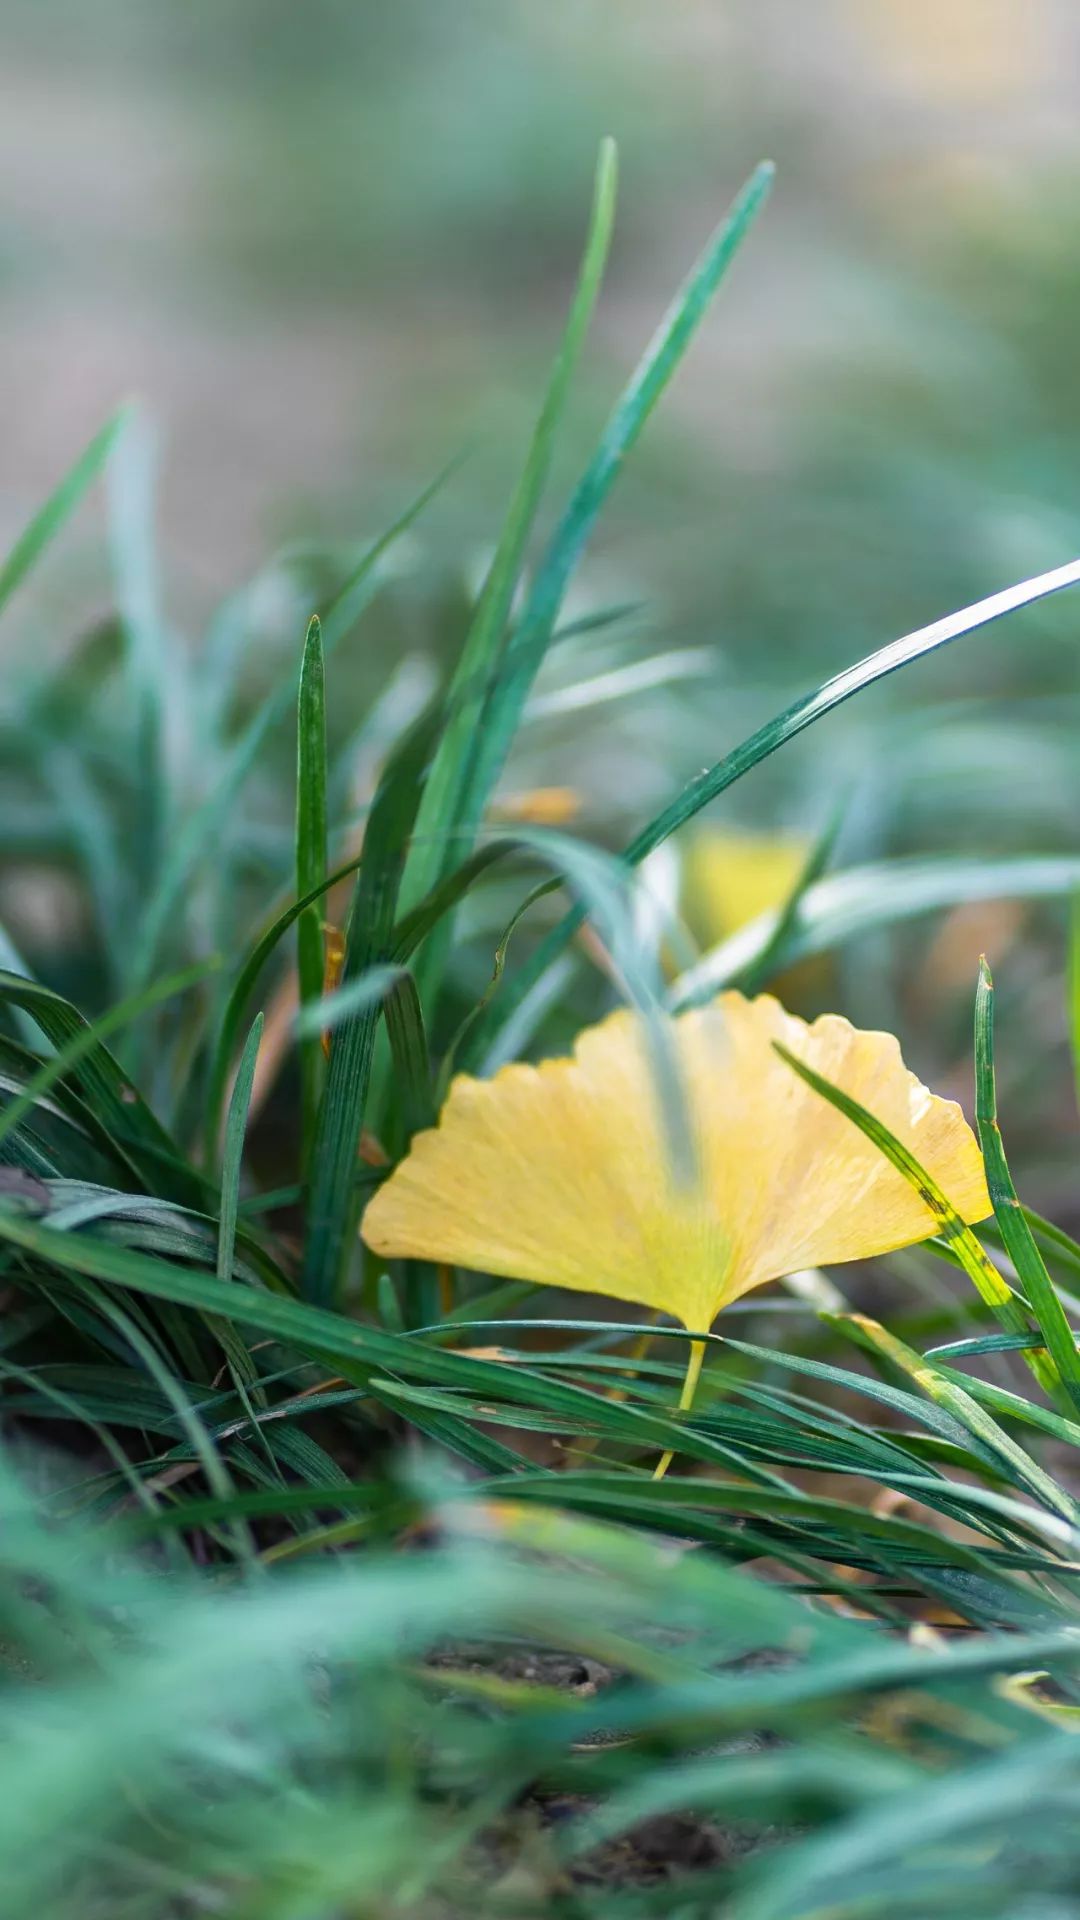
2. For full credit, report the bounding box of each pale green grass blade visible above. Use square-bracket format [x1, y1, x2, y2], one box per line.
[975, 957, 1080, 1413]
[107, 408, 170, 906]
[294, 964, 407, 1038]
[0, 413, 124, 620]
[296, 615, 328, 1167]
[672, 853, 1080, 1007]
[217, 1013, 262, 1288]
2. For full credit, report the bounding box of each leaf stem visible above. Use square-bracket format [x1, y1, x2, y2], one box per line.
[654, 1336, 706, 1480]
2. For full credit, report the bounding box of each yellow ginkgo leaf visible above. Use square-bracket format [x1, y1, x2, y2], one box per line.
[361, 991, 991, 1336]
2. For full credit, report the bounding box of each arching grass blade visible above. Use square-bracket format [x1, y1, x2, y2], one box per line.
[478, 556, 1080, 1062]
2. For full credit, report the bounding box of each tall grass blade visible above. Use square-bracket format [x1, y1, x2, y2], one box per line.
[399, 137, 618, 924]
[301, 710, 438, 1304]
[975, 957, 1080, 1413]
[296, 615, 328, 1167]
[458, 161, 775, 865]
[218, 1014, 262, 1288]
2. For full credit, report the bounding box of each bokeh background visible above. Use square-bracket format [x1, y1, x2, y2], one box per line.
[4, 0, 1080, 1198]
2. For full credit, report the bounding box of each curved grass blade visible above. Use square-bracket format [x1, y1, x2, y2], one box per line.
[82, 1281, 255, 1565]
[293, 965, 408, 1040]
[975, 957, 1080, 1414]
[204, 846, 367, 1164]
[479, 557, 1080, 1058]
[296, 614, 328, 1168]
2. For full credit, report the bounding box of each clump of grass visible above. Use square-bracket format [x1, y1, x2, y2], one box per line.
[3, 147, 1080, 1917]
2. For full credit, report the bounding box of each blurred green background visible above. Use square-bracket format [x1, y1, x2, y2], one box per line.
[3, 0, 1080, 1186]
[5, 0, 1078, 625]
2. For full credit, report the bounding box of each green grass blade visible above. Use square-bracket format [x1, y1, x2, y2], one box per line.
[975, 957, 1080, 1414]
[0, 413, 124, 620]
[399, 136, 618, 923]
[301, 709, 439, 1303]
[296, 615, 328, 1168]
[775, 1041, 1069, 1415]
[204, 846, 367, 1164]
[217, 1014, 263, 1288]
[82, 1283, 256, 1565]
[458, 161, 774, 855]
[383, 973, 434, 1139]
[478, 556, 1080, 1058]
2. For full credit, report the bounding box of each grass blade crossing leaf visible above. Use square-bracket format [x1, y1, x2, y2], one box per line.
[775, 1040, 1069, 1415]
